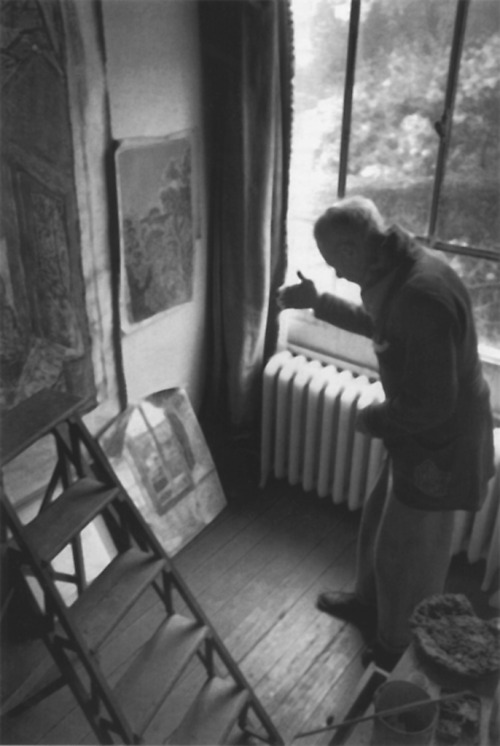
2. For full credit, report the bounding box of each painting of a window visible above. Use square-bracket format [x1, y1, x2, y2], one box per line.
[115, 132, 195, 330]
[99, 388, 227, 556]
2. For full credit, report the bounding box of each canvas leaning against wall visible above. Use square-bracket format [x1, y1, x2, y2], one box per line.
[115, 132, 195, 331]
[99, 388, 227, 555]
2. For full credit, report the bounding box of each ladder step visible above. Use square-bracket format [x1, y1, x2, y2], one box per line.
[0, 389, 82, 467]
[69, 548, 166, 650]
[22, 478, 120, 562]
[2, 394, 281, 746]
[166, 677, 250, 745]
[1, 636, 61, 715]
[114, 613, 208, 739]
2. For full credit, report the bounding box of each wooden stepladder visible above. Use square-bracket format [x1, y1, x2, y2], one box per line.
[0, 390, 283, 745]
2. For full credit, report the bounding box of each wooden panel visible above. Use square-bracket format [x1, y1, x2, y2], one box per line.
[266, 624, 365, 742]
[180, 494, 358, 645]
[69, 549, 165, 650]
[225, 520, 357, 666]
[0, 389, 82, 466]
[22, 479, 119, 562]
[1, 441, 494, 745]
[166, 678, 249, 745]
[113, 614, 207, 737]
[0, 636, 60, 715]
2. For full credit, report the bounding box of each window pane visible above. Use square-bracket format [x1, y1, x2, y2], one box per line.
[287, 0, 350, 291]
[287, 0, 500, 348]
[345, 0, 455, 235]
[436, 0, 500, 253]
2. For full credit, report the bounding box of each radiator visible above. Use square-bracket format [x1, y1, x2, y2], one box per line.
[260, 350, 386, 509]
[260, 350, 500, 601]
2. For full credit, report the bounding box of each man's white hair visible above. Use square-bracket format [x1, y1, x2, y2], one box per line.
[314, 196, 386, 242]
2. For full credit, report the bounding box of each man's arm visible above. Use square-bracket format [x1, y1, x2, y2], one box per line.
[362, 291, 459, 437]
[314, 293, 374, 338]
[277, 274, 374, 338]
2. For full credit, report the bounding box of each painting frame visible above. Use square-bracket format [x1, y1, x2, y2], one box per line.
[115, 130, 197, 333]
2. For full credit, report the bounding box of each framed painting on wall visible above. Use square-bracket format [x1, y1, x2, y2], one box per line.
[115, 131, 196, 332]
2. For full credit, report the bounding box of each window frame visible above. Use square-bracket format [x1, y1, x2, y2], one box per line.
[336, 0, 499, 262]
[284, 0, 500, 417]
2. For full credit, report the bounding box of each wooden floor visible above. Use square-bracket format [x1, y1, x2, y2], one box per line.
[1, 429, 495, 745]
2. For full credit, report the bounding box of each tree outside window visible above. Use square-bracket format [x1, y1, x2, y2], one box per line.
[287, 0, 499, 347]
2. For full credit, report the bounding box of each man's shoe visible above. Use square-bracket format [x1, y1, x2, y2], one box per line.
[316, 591, 377, 635]
[361, 643, 402, 672]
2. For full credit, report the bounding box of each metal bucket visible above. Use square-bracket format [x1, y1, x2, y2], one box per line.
[371, 680, 438, 745]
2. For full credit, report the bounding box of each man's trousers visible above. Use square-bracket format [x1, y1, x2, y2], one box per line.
[354, 458, 456, 654]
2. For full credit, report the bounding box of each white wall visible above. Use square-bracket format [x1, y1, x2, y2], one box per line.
[3, 0, 209, 506]
[102, 0, 208, 411]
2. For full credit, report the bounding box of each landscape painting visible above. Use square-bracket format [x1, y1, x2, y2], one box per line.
[115, 133, 195, 330]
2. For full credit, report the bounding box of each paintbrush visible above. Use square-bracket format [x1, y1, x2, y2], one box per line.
[293, 688, 472, 739]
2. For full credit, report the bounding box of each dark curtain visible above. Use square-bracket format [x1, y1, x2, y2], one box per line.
[199, 0, 293, 430]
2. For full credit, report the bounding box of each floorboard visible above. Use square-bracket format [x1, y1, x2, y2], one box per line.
[1, 430, 496, 745]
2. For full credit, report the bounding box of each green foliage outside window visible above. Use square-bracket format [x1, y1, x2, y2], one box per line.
[289, 0, 499, 346]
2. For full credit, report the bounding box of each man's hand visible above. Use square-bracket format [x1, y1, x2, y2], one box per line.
[276, 271, 319, 310]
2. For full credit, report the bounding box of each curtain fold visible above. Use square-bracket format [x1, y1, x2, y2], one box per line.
[199, 0, 293, 429]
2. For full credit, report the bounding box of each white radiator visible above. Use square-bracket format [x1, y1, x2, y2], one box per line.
[260, 350, 386, 510]
[260, 350, 500, 601]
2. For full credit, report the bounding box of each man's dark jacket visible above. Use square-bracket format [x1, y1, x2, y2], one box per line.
[314, 227, 495, 511]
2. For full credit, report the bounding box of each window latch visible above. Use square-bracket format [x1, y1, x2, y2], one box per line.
[434, 113, 448, 140]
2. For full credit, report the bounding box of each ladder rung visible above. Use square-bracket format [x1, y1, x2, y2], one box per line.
[0, 636, 60, 715]
[165, 677, 250, 745]
[69, 548, 166, 650]
[113, 614, 208, 738]
[0, 389, 82, 467]
[22, 478, 120, 562]
[1, 392, 281, 746]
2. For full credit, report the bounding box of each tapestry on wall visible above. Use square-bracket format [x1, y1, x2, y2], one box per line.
[115, 132, 196, 332]
[99, 387, 227, 556]
[0, 0, 96, 412]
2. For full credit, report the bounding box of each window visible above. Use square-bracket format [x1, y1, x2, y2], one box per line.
[287, 0, 500, 348]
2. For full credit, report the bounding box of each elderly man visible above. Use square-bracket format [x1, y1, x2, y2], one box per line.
[277, 196, 494, 670]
